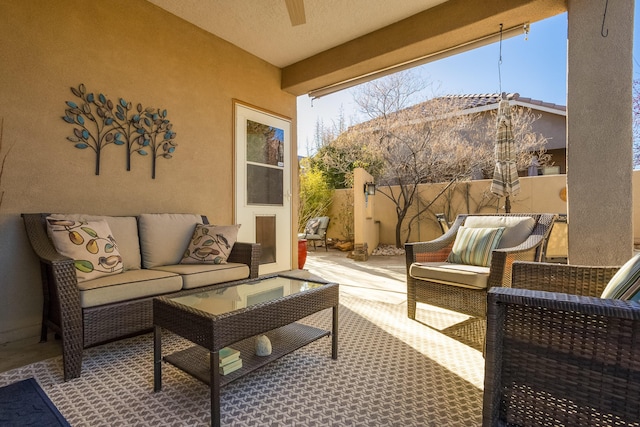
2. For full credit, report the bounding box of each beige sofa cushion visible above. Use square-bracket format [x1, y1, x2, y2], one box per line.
[78, 269, 183, 308]
[138, 213, 203, 268]
[463, 216, 536, 249]
[151, 263, 250, 289]
[48, 214, 141, 270]
[409, 262, 491, 289]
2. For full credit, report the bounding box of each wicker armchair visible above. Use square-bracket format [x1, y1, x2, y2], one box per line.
[405, 213, 557, 320]
[483, 261, 640, 426]
[298, 216, 330, 251]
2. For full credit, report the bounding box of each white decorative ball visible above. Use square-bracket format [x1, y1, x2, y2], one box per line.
[255, 335, 272, 356]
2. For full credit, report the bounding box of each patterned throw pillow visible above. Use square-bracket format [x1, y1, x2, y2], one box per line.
[600, 253, 640, 299]
[181, 224, 240, 264]
[46, 218, 124, 282]
[446, 226, 505, 267]
[305, 218, 321, 235]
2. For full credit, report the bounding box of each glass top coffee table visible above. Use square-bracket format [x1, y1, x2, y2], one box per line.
[153, 272, 339, 427]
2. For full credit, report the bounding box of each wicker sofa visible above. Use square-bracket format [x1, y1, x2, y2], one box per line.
[23, 213, 261, 381]
[405, 213, 557, 320]
[483, 261, 640, 426]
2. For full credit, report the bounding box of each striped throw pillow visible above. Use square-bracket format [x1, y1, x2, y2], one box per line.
[446, 226, 505, 267]
[600, 253, 640, 300]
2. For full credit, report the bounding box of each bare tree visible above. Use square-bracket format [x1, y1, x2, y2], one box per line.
[312, 71, 550, 248]
[354, 92, 481, 247]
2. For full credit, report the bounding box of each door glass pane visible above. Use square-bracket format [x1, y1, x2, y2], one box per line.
[256, 215, 276, 264]
[246, 120, 284, 167]
[246, 119, 284, 206]
[247, 165, 283, 205]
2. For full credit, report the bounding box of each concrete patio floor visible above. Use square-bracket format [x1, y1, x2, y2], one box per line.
[303, 247, 408, 304]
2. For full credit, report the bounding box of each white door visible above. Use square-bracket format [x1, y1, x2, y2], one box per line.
[234, 101, 292, 274]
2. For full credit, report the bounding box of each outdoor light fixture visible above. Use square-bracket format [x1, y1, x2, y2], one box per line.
[364, 182, 376, 196]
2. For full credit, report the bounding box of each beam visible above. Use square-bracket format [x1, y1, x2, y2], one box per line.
[282, 0, 566, 96]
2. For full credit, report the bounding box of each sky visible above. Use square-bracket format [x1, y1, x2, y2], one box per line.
[296, 10, 639, 157]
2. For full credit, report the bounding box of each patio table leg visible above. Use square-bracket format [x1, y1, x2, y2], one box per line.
[153, 325, 162, 392]
[332, 304, 338, 359]
[210, 350, 221, 427]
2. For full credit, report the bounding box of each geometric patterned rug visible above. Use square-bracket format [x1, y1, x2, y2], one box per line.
[0, 293, 485, 426]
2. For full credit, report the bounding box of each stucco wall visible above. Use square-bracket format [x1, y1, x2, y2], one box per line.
[329, 171, 640, 252]
[0, 0, 296, 343]
[329, 175, 569, 246]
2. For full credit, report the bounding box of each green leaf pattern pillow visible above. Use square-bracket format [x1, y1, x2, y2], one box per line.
[46, 218, 124, 282]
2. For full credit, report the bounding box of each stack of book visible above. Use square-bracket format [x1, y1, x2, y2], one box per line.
[218, 347, 242, 375]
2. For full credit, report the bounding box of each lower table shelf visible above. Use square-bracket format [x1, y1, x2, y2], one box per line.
[163, 322, 331, 387]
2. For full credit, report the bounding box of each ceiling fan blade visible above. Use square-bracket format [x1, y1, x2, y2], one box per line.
[285, 0, 306, 26]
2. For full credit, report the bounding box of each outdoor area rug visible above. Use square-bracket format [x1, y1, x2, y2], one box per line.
[0, 377, 71, 426]
[0, 293, 485, 426]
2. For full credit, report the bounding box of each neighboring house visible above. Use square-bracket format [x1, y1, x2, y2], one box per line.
[339, 92, 567, 178]
[443, 93, 567, 175]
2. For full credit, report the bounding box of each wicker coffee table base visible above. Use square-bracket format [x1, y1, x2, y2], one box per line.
[153, 277, 339, 427]
[163, 323, 332, 387]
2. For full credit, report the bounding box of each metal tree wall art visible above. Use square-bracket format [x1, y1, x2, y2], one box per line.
[62, 83, 177, 178]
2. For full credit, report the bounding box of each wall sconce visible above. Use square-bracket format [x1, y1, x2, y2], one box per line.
[364, 182, 376, 196]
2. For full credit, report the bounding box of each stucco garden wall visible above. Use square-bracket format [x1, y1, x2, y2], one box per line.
[0, 0, 296, 343]
[329, 172, 640, 250]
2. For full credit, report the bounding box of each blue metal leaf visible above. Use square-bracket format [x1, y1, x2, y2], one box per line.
[115, 132, 122, 139]
[87, 93, 94, 103]
[139, 150, 148, 155]
[136, 128, 145, 134]
[143, 139, 150, 146]
[133, 114, 140, 122]
[77, 115, 84, 125]
[120, 98, 127, 108]
[114, 140, 125, 145]
[66, 101, 78, 108]
[99, 93, 106, 104]
[168, 146, 175, 153]
[162, 109, 167, 117]
[105, 117, 113, 125]
[116, 112, 125, 121]
[144, 118, 151, 127]
[75, 143, 89, 149]
[164, 132, 171, 140]
[63, 116, 74, 124]
[81, 130, 89, 139]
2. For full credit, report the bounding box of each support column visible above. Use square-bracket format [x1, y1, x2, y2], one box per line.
[353, 168, 378, 255]
[566, 0, 634, 265]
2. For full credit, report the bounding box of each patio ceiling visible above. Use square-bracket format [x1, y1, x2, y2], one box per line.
[146, 0, 566, 96]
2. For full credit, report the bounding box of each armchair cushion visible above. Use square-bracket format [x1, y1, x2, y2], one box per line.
[301, 216, 330, 238]
[180, 224, 240, 264]
[446, 226, 505, 267]
[410, 262, 490, 289]
[46, 218, 124, 282]
[463, 216, 535, 248]
[600, 253, 640, 300]
[304, 218, 321, 235]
